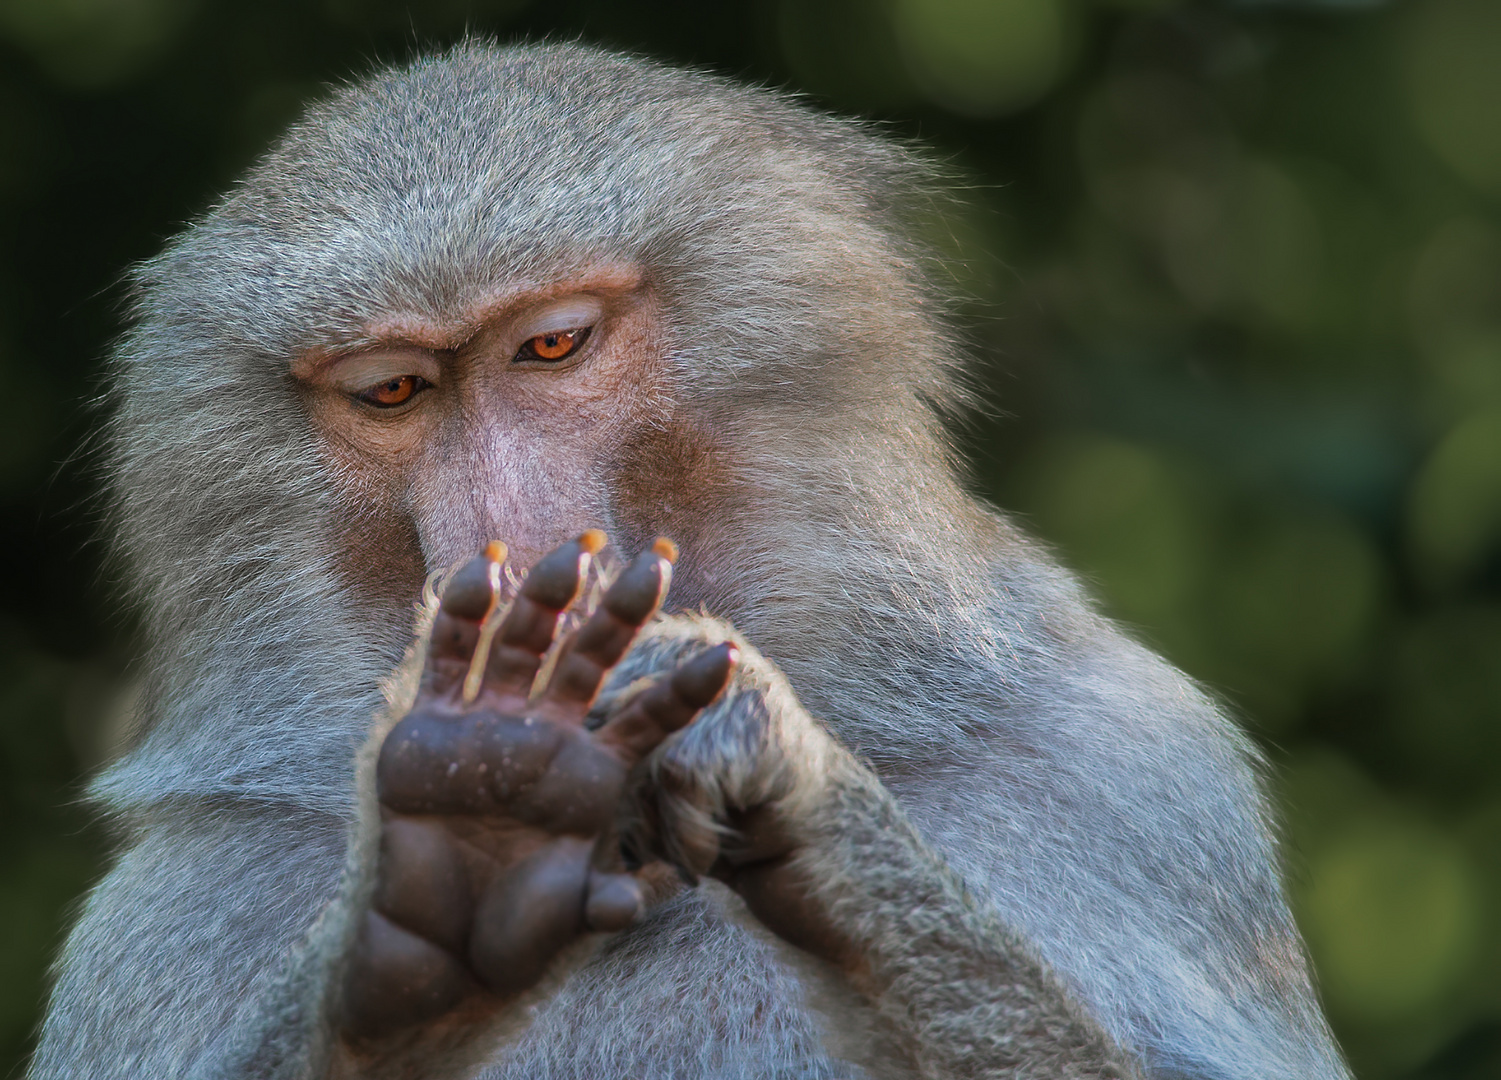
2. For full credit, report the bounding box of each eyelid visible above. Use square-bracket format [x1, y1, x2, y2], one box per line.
[515, 297, 605, 341]
[319, 351, 441, 393]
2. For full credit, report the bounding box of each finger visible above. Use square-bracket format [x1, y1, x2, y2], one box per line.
[536, 539, 678, 721]
[341, 910, 473, 1038]
[594, 642, 737, 765]
[420, 542, 505, 700]
[481, 531, 604, 707]
[633, 859, 692, 907]
[469, 837, 591, 996]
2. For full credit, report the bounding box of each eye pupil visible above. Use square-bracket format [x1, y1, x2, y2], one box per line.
[358, 374, 423, 408]
[522, 326, 589, 363]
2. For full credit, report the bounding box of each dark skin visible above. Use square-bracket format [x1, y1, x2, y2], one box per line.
[340, 533, 741, 1038]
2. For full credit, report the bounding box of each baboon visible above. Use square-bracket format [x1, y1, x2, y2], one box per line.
[31, 41, 1349, 1080]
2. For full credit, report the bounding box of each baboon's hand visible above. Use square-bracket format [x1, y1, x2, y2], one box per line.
[605, 620, 863, 967]
[340, 536, 735, 1039]
[612, 623, 1146, 1080]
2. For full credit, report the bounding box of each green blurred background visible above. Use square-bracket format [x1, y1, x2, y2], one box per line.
[0, 0, 1498, 1075]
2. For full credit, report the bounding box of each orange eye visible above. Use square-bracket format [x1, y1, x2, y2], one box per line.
[517, 326, 591, 363]
[357, 374, 426, 408]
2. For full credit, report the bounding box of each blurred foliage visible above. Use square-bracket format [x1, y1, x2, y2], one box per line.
[0, 0, 1497, 1077]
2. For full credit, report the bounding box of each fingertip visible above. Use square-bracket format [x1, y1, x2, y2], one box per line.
[651, 537, 679, 564]
[601, 547, 672, 624]
[441, 553, 500, 621]
[673, 642, 737, 708]
[713, 641, 740, 671]
[523, 539, 591, 609]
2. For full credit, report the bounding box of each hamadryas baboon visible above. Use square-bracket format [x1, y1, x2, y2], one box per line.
[30, 41, 1349, 1080]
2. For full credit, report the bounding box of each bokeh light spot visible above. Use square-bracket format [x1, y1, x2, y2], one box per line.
[1237, 162, 1323, 330]
[1011, 435, 1206, 630]
[892, 0, 1075, 117]
[1211, 511, 1380, 688]
[1406, 219, 1501, 415]
[1403, 0, 1501, 193]
[0, 0, 197, 88]
[1303, 819, 1480, 1021]
[1388, 605, 1501, 790]
[1407, 407, 1501, 586]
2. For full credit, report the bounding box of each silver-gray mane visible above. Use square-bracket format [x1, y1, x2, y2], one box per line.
[34, 41, 1347, 1080]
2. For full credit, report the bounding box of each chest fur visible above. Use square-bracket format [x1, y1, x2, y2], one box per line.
[480, 890, 864, 1080]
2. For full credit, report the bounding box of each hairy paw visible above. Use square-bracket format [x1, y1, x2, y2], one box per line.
[602, 617, 862, 967]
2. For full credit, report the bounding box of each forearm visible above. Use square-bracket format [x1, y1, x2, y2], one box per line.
[800, 766, 1143, 1080]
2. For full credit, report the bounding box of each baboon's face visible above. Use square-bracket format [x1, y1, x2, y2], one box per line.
[293, 263, 667, 576]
